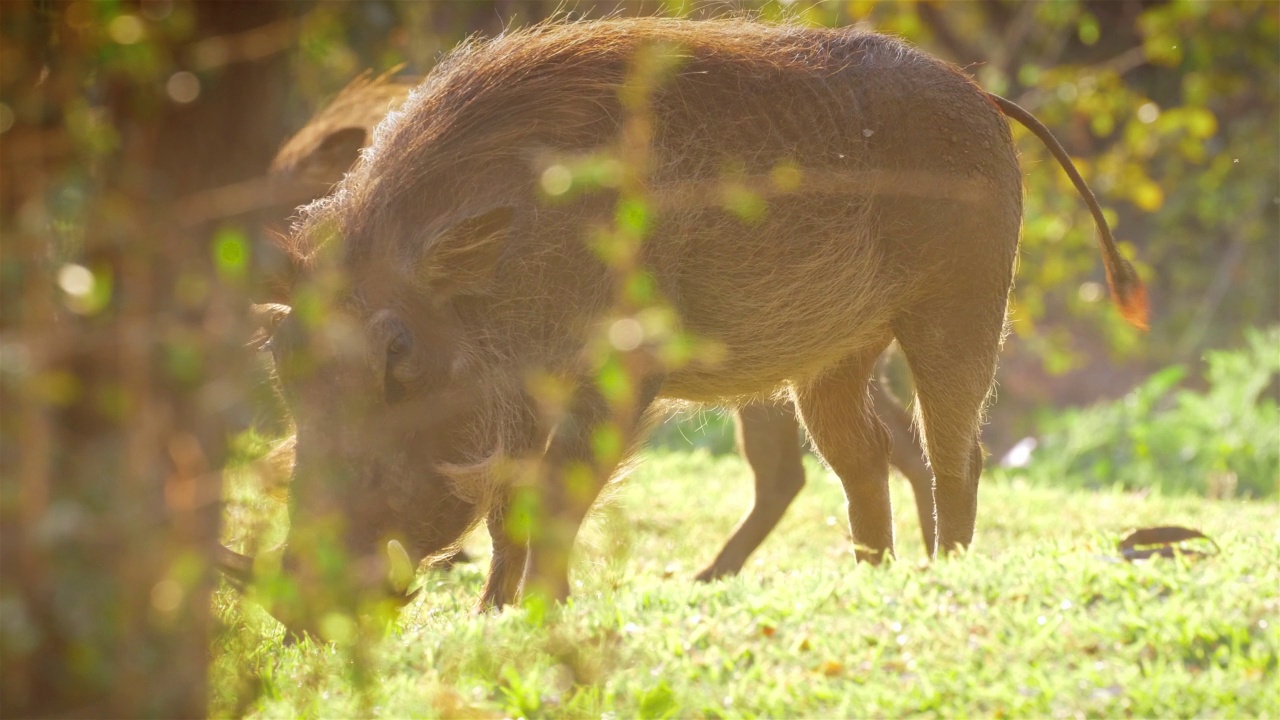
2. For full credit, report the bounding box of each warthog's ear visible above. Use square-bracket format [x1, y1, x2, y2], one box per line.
[310, 127, 367, 178]
[249, 303, 292, 350]
[421, 207, 514, 295]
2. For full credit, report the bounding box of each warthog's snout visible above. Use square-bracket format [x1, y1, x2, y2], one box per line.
[215, 539, 423, 636]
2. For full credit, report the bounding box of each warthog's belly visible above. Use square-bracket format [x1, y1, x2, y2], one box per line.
[647, 199, 907, 401]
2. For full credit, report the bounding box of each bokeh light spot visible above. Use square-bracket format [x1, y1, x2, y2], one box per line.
[540, 164, 573, 196]
[108, 14, 146, 45]
[1078, 281, 1104, 303]
[770, 162, 801, 192]
[608, 318, 644, 352]
[320, 612, 356, 645]
[57, 264, 94, 298]
[150, 579, 184, 613]
[166, 72, 201, 104]
[213, 227, 249, 281]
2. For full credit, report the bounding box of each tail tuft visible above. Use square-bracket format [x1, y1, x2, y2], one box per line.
[1107, 258, 1149, 331]
[990, 93, 1152, 333]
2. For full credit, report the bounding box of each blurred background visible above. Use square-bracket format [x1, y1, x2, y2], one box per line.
[1, 1, 1276, 716]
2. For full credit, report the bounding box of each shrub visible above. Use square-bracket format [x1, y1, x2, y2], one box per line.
[1017, 326, 1279, 498]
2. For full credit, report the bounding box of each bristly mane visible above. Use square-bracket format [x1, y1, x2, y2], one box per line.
[296, 18, 914, 271]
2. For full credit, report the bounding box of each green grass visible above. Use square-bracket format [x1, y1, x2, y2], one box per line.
[213, 450, 1279, 718]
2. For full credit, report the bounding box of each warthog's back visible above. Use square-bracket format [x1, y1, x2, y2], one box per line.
[329, 19, 1024, 400]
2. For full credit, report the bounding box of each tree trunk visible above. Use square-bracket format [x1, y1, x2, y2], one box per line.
[1, 2, 300, 716]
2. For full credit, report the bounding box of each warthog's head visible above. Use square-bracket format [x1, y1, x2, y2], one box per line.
[221, 65, 546, 613]
[243, 215, 526, 598]
[225, 19, 711, 613]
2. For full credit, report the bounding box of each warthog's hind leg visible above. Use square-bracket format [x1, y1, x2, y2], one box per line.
[793, 336, 897, 564]
[695, 377, 936, 582]
[892, 293, 1006, 555]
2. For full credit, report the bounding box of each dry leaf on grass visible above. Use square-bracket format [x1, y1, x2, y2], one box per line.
[1118, 526, 1220, 561]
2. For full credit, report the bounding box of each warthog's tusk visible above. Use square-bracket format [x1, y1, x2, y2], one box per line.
[386, 539, 415, 594]
[215, 544, 255, 588]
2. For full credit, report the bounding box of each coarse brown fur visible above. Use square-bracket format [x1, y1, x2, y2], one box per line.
[273, 17, 1146, 609]
[252, 62, 938, 589]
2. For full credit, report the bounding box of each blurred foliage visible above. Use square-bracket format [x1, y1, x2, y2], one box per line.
[1015, 325, 1279, 498]
[3, 1, 298, 714]
[3, 0, 1277, 714]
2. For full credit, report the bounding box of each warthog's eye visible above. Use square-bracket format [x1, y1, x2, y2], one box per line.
[384, 329, 412, 405]
[387, 333, 409, 359]
[370, 309, 443, 406]
[251, 302, 292, 361]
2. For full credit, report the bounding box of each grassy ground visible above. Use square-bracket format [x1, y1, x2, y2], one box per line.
[213, 449, 1279, 718]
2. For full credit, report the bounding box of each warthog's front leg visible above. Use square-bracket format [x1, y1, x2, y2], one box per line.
[871, 382, 936, 556]
[479, 494, 529, 611]
[695, 402, 806, 581]
[521, 375, 663, 604]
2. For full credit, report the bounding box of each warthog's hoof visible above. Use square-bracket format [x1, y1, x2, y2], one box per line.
[693, 564, 737, 583]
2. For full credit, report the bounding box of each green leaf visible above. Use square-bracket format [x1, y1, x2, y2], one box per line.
[639, 680, 679, 719]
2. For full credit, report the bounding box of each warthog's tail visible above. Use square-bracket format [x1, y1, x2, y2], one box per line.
[988, 93, 1149, 330]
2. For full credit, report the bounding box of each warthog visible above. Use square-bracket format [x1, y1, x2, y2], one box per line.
[230, 18, 1147, 613]
[239, 66, 937, 591]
